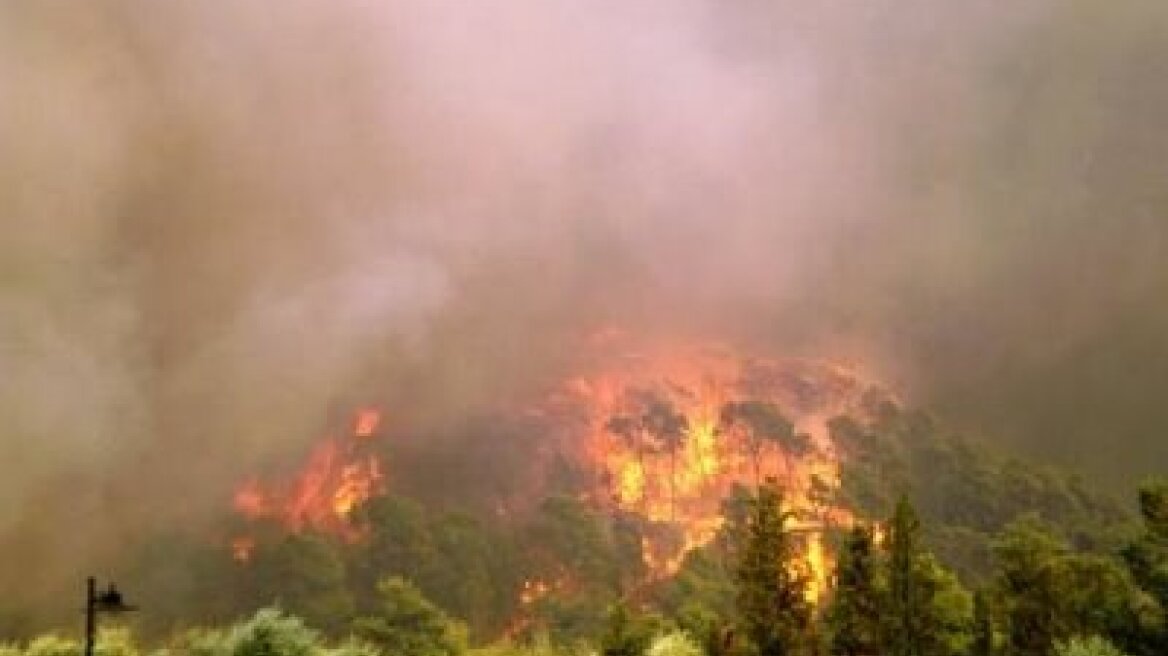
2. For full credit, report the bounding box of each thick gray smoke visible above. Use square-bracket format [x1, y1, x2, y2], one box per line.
[2, 0, 1167, 597]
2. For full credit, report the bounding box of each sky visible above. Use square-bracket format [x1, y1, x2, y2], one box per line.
[1, 0, 1167, 595]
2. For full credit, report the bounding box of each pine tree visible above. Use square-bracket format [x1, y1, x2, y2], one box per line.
[825, 525, 883, 656]
[352, 577, 464, 656]
[887, 496, 924, 656]
[600, 602, 660, 656]
[735, 480, 811, 656]
[993, 517, 1067, 656]
[971, 590, 995, 656]
[885, 496, 972, 656]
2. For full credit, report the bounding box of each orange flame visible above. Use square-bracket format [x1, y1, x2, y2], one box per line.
[231, 409, 386, 559]
[538, 339, 894, 598]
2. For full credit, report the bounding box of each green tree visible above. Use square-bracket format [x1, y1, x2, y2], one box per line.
[994, 517, 1068, 656]
[422, 512, 508, 638]
[23, 636, 79, 656]
[735, 481, 810, 656]
[521, 498, 623, 643]
[1122, 479, 1168, 653]
[353, 577, 464, 656]
[351, 496, 434, 600]
[646, 631, 705, 656]
[1053, 636, 1128, 656]
[886, 496, 972, 656]
[225, 608, 321, 656]
[248, 533, 354, 634]
[824, 525, 883, 656]
[971, 590, 996, 656]
[1137, 480, 1168, 539]
[598, 602, 664, 656]
[997, 515, 1156, 656]
[658, 547, 736, 647]
[94, 628, 138, 656]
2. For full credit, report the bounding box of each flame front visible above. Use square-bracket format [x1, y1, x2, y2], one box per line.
[539, 338, 894, 597]
[231, 409, 385, 560]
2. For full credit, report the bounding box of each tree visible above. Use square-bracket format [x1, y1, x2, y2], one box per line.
[720, 402, 806, 486]
[1053, 636, 1129, 656]
[351, 496, 434, 595]
[247, 533, 355, 634]
[735, 480, 810, 656]
[422, 512, 507, 638]
[353, 577, 464, 656]
[994, 517, 1068, 656]
[971, 590, 996, 656]
[23, 636, 79, 656]
[646, 631, 705, 656]
[599, 602, 665, 656]
[641, 394, 689, 521]
[1137, 480, 1168, 540]
[886, 496, 972, 656]
[1122, 479, 1168, 654]
[995, 515, 1157, 656]
[887, 496, 925, 656]
[606, 413, 647, 508]
[824, 525, 883, 656]
[226, 608, 320, 656]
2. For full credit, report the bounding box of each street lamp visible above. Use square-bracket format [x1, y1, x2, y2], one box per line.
[84, 577, 137, 656]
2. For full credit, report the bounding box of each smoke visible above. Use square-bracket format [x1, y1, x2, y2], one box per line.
[2, 0, 1167, 602]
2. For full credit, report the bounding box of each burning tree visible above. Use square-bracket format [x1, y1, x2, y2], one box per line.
[735, 481, 811, 656]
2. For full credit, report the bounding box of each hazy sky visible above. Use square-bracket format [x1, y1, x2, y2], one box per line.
[2, 0, 1167, 594]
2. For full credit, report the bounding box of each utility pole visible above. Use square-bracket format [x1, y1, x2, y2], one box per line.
[83, 577, 137, 656]
[84, 578, 96, 656]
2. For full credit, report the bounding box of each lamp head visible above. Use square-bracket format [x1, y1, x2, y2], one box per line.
[94, 584, 137, 613]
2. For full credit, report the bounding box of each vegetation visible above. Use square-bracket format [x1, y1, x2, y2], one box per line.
[734, 481, 810, 656]
[1, 410, 1164, 656]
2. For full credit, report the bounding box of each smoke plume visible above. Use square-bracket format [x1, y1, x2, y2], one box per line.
[2, 0, 1167, 600]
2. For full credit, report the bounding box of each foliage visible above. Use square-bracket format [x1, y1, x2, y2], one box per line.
[1053, 635, 1128, 656]
[598, 603, 667, 656]
[823, 525, 883, 656]
[353, 577, 465, 656]
[352, 496, 521, 639]
[467, 633, 583, 656]
[23, 636, 78, 656]
[735, 481, 810, 656]
[970, 590, 996, 656]
[645, 631, 704, 656]
[225, 607, 321, 656]
[1119, 479, 1168, 655]
[884, 497, 972, 656]
[95, 627, 140, 656]
[320, 641, 380, 656]
[993, 516, 1154, 656]
[835, 412, 1129, 585]
[656, 548, 736, 647]
[3, 411, 1162, 656]
[245, 534, 354, 634]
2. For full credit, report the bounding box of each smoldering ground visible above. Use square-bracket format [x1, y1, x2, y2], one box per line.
[2, 0, 1167, 609]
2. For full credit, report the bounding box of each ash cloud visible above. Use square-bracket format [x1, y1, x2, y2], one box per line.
[2, 0, 1167, 600]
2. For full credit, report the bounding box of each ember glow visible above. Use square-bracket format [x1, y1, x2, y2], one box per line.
[537, 337, 897, 596]
[231, 409, 385, 560]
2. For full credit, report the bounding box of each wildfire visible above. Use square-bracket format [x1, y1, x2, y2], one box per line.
[537, 338, 895, 597]
[230, 409, 385, 560]
[225, 334, 895, 605]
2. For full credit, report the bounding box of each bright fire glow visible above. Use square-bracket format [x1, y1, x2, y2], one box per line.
[231, 409, 385, 560]
[537, 337, 895, 598]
